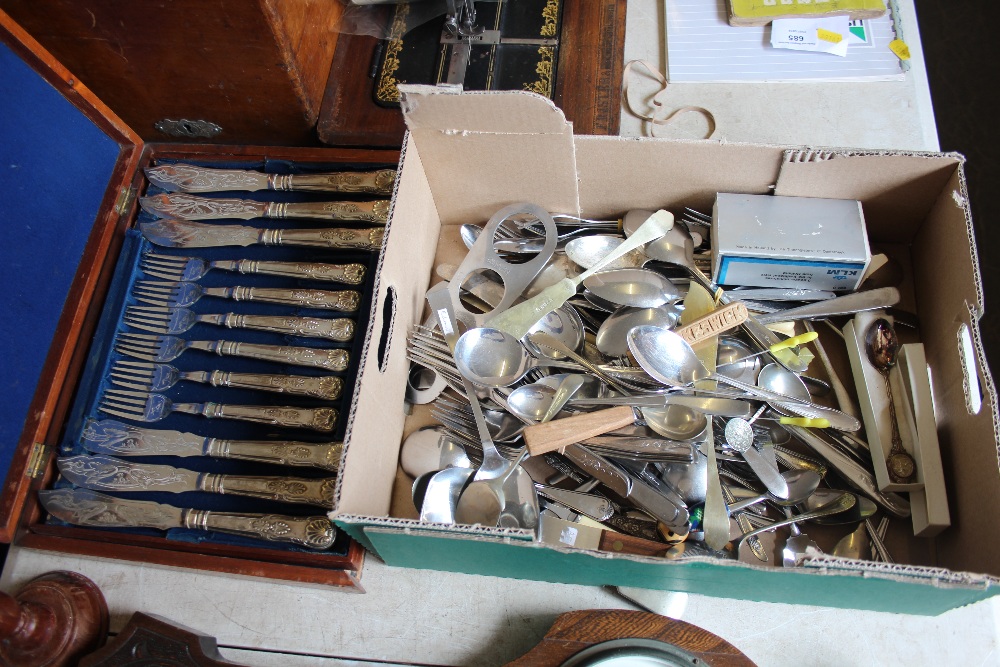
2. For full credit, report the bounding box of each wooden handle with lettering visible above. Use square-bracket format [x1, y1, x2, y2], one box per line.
[523, 406, 637, 456]
[673, 301, 748, 347]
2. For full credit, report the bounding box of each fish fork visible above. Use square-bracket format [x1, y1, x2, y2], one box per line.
[124, 305, 355, 341]
[98, 388, 337, 432]
[110, 360, 344, 400]
[114, 332, 350, 371]
[133, 280, 361, 312]
[141, 252, 367, 285]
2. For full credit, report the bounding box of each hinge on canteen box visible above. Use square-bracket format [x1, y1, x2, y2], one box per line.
[115, 186, 136, 216]
[26, 442, 47, 479]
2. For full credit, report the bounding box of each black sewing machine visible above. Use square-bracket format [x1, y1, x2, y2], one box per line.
[318, 0, 626, 146]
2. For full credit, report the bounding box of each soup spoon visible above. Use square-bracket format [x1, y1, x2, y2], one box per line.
[626, 326, 861, 432]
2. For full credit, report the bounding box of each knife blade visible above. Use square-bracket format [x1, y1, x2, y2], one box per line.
[562, 444, 690, 532]
[140, 193, 389, 224]
[145, 163, 396, 195]
[79, 419, 342, 472]
[57, 454, 335, 507]
[569, 394, 753, 418]
[139, 219, 385, 251]
[39, 488, 336, 549]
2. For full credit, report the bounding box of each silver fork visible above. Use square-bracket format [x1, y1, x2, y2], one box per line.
[98, 388, 337, 432]
[110, 360, 344, 400]
[141, 252, 367, 285]
[133, 280, 361, 312]
[123, 305, 355, 341]
[114, 332, 350, 371]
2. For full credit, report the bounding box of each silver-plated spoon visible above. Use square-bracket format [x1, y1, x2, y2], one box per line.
[581, 268, 682, 308]
[865, 317, 917, 483]
[626, 326, 861, 431]
[400, 426, 472, 478]
[595, 305, 681, 357]
[725, 469, 822, 512]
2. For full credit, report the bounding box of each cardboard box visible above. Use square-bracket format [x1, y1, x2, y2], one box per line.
[330, 85, 1000, 615]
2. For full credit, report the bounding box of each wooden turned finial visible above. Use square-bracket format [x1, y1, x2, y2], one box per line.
[0, 570, 108, 667]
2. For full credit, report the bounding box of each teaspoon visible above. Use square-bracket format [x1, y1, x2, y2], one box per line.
[865, 318, 916, 483]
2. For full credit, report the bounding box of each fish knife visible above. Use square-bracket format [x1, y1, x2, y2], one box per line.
[58, 454, 335, 507]
[79, 419, 342, 472]
[139, 219, 384, 251]
[39, 488, 336, 549]
[145, 163, 396, 195]
[141, 193, 389, 223]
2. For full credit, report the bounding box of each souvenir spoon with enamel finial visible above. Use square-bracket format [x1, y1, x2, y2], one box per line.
[865, 318, 917, 483]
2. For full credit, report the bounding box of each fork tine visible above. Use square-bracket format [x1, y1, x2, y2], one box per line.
[98, 405, 145, 420]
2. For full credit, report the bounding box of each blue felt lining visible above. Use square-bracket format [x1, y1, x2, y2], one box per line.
[0, 40, 121, 474]
[46, 156, 393, 557]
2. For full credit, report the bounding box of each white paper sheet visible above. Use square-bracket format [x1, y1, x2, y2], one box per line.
[665, 0, 905, 82]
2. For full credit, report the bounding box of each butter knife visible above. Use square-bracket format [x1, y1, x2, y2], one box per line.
[140, 219, 384, 251]
[80, 419, 342, 472]
[39, 488, 336, 549]
[145, 163, 396, 195]
[141, 193, 389, 223]
[58, 454, 335, 507]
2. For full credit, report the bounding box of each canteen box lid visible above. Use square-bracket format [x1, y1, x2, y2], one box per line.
[0, 11, 142, 542]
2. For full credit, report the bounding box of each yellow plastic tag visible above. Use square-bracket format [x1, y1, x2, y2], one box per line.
[779, 417, 831, 429]
[889, 39, 911, 60]
[817, 29, 843, 44]
[769, 331, 819, 352]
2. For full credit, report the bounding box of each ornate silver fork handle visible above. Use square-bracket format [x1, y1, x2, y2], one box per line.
[183, 509, 336, 548]
[197, 370, 343, 400]
[200, 473, 335, 507]
[202, 286, 361, 311]
[179, 402, 338, 432]
[221, 260, 366, 284]
[206, 439, 342, 472]
[212, 313, 355, 342]
[192, 340, 350, 371]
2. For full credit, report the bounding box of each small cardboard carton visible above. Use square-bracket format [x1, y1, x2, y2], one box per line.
[329, 86, 1000, 615]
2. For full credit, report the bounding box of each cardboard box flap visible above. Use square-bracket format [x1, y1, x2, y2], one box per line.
[397, 86, 579, 223]
[0, 11, 141, 542]
[774, 149, 962, 244]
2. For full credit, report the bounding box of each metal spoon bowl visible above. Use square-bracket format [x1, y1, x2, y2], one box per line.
[523, 305, 585, 360]
[595, 305, 681, 357]
[564, 235, 646, 271]
[582, 268, 682, 308]
[400, 426, 472, 478]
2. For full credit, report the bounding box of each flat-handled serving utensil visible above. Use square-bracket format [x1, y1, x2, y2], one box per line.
[123, 306, 355, 341]
[139, 219, 385, 251]
[114, 333, 350, 371]
[98, 388, 338, 432]
[40, 488, 336, 549]
[58, 454, 336, 507]
[140, 193, 389, 223]
[110, 360, 344, 400]
[141, 252, 366, 285]
[133, 280, 361, 312]
[80, 419, 342, 471]
[145, 163, 396, 195]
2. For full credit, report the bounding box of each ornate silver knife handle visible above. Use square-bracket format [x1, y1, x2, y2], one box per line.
[262, 227, 385, 251]
[218, 314, 355, 342]
[281, 169, 396, 195]
[206, 440, 343, 472]
[185, 509, 336, 549]
[193, 340, 350, 371]
[223, 260, 366, 285]
[266, 200, 389, 223]
[207, 286, 361, 312]
[202, 474, 336, 507]
[195, 403, 338, 432]
[205, 371, 343, 400]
